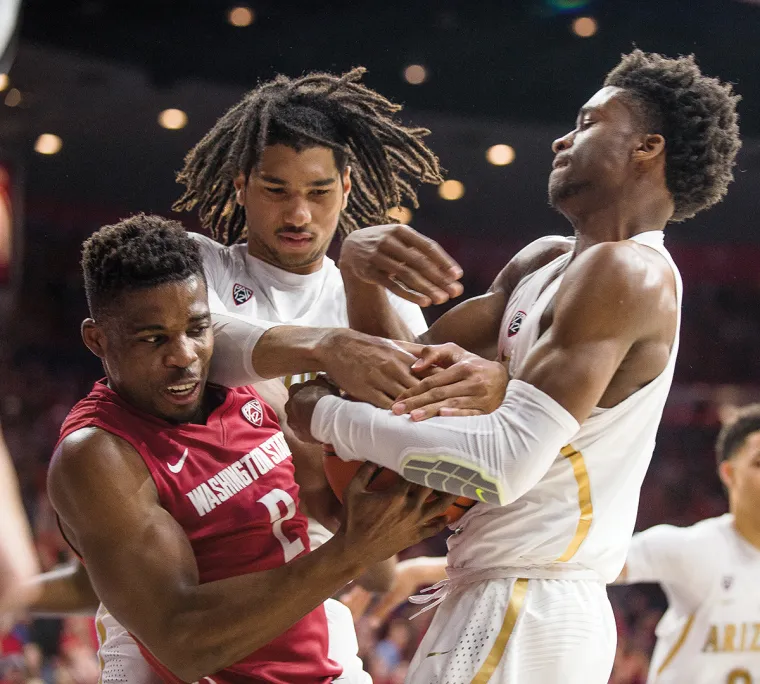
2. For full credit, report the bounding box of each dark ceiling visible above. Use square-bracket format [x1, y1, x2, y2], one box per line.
[17, 0, 760, 135]
[2, 0, 758, 247]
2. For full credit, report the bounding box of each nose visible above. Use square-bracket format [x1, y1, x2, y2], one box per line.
[283, 196, 312, 228]
[552, 131, 574, 155]
[165, 334, 198, 369]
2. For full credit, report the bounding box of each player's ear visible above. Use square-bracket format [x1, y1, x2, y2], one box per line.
[82, 318, 106, 359]
[341, 166, 352, 211]
[233, 173, 248, 206]
[718, 459, 734, 491]
[632, 134, 665, 162]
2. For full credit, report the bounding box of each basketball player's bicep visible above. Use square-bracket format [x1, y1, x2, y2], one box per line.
[521, 327, 628, 411]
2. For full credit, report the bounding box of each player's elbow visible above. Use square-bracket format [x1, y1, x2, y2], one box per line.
[156, 608, 266, 682]
[151, 633, 222, 684]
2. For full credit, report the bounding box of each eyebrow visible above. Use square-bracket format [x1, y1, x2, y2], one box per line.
[130, 312, 210, 334]
[258, 174, 336, 187]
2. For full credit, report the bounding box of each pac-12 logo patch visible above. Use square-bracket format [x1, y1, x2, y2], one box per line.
[507, 310, 527, 337]
[241, 399, 264, 427]
[232, 283, 253, 306]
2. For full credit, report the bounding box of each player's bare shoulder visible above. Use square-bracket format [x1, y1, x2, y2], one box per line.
[48, 427, 153, 517]
[566, 239, 677, 334]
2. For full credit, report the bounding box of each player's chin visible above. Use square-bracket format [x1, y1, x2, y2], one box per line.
[272, 242, 327, 267]
[157, 388, 203, 422]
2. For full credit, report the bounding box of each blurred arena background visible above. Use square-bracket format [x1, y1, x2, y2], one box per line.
[1, 1, 759, 682]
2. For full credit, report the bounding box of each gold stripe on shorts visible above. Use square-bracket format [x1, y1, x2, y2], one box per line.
[655, 614, 695, 677]
[556, 444, 593, 562]
[471, 577, 529, 684]
[95, 613, 107, 684]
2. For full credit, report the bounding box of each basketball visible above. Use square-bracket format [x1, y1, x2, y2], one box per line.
[322, 444, 477, 525]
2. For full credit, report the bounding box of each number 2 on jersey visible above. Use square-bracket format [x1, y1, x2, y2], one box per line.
[257, 489, 306, 562]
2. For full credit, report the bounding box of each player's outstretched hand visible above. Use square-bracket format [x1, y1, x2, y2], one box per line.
[338, 462, 456, 566]
[390, 341, 508, 421]
[339, 224, 464, 307]
[285, 377, 339, 443]
[317, 329, 422, 409]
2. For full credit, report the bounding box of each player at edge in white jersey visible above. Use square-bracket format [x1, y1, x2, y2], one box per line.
[616, 404, 760, 684]
[285, 50, 741, 683]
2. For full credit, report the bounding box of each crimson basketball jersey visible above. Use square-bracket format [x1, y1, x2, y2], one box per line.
[58, 380, 342, 684]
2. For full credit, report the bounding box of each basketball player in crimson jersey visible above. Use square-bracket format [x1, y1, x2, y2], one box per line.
[47, 214, 455, 684]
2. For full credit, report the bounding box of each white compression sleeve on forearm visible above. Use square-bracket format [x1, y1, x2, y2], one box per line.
[209, 311, 278, 387]
[312, 379, 580, 506]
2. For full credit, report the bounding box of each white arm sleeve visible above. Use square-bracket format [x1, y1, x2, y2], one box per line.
[189, 232, 279, 387]
[209, 311, 279, 387]
[312, 379, 580, 506]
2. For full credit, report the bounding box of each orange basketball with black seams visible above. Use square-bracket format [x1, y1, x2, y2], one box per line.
[322, 444, 477, 525]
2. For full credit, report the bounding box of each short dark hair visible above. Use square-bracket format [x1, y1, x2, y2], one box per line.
[173, 67, 443, 245]
[716, 404, 760, 466]
[82, 213, 205, 320]
[604, 49, 741, 221]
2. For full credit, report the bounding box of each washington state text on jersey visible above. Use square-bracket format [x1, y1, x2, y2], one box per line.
[186, 431, 291, 517]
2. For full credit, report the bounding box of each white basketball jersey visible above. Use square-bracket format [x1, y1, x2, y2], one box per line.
[191, 232, 428, 386]
[447, 231, 682, 583]
[626, 515, 760, 684]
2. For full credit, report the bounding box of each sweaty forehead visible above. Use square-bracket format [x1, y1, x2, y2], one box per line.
[255, 144, 340, 183]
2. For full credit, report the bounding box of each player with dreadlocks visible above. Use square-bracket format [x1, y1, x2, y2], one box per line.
[170, 67, 478, 413]
[285, 50, 742, 683]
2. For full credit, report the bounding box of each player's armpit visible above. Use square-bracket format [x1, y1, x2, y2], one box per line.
[611, 565, 628, 585]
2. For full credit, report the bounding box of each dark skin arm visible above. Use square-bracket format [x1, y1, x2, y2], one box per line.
[48, 428, 453, 683]
[0, 427, 40, 611]
[514, 240, 677, 418]
[341, 230, 574, 354]
[23, 380, 392, 619]
[250, 326, 422, 410]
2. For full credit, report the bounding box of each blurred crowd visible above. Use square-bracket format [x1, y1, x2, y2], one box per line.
[0, 213, 755, 683]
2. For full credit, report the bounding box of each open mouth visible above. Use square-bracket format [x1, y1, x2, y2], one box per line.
[165, 381, 201, 405]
